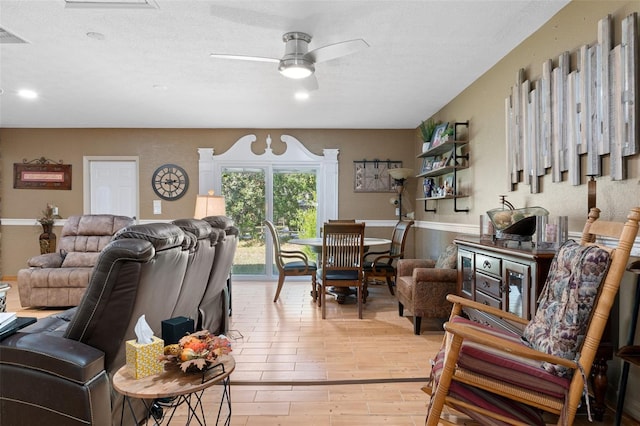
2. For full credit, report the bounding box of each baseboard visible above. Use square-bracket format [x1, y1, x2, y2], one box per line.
[1, 276, 17, 282]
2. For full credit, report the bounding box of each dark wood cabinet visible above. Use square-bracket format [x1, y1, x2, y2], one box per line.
[454, 236, 554, 332]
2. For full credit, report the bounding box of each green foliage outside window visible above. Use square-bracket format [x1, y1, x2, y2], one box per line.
[221, 170, 317, 244]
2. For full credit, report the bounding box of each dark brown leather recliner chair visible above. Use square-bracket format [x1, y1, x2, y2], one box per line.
[199, 216, 239, 334]
[0, 222, 191, 426]
[171, 218, 221, 324]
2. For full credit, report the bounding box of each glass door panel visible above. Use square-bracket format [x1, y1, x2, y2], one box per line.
[221, 168, 266, 276]
[458, 249, 474, 299]
[503, 260, 530, 319]
[272, 168, 317, 275]
[221, 166, 317, 278]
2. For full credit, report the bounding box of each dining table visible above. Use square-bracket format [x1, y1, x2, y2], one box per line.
[288, 237, 391, 304]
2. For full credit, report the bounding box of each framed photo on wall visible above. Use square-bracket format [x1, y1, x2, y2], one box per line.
[431, 122, 449, 148]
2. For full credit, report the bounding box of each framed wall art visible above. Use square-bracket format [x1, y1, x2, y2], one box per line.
[354, 160, 402, 192]
[14, 158, 72, 190]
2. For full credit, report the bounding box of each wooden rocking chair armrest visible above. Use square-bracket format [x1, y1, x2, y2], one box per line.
[446, 294, 530, 326]
[443, 321, 579, 370]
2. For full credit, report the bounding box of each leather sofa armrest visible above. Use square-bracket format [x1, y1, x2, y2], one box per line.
[397, 258, 436, 276]
[0, 332, 105, 383]
[27, 252, 64, 268]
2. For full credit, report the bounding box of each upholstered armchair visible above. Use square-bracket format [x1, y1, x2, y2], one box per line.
[395, 243, 458, 334]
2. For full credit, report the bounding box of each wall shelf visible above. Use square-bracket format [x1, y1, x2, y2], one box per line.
[416, 121, 470, 213]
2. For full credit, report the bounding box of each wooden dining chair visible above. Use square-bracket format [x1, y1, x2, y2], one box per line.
[318, 222, 366, 319]
[425, 207, 640, 426]
[264, 220, 317, 303]
[363, 220, 413, 301]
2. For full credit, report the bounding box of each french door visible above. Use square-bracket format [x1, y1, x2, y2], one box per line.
[221, 165, 317, 279]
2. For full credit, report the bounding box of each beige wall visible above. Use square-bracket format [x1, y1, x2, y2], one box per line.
[415, 0, 640, 415]
[0, 128, 415, 276]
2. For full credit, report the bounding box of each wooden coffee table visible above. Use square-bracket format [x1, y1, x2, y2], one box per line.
[113, 354, 235, 425]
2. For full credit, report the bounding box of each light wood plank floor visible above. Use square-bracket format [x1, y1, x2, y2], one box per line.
[4, 280, 638, 425]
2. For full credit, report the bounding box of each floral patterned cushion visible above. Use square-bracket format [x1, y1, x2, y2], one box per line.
[522, 240, 611, 377]
[435, 243, 457, 269]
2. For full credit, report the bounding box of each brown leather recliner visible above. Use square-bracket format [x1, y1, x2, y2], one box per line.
[1, 222, 191, 425]
[199, 216, 239, 334]
[17, 214, 135, 307]
[170, 218, 221, 324]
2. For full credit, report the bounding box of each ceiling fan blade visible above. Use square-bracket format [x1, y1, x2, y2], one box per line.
[209, 53, 279, 63]
[306, 38, 369, 63]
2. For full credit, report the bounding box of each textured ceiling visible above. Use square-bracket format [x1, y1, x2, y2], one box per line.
[0, 0, 569, 129]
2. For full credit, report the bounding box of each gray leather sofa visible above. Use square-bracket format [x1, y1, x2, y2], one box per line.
[17, 214, 135, 308]
[0, 218, 238, 425]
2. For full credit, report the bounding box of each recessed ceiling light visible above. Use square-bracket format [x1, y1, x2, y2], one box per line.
[18, 89, 38, 99]
[153, 84, 168, 91]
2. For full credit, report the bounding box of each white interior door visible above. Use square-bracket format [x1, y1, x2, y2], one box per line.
[84, 157, 139, 219]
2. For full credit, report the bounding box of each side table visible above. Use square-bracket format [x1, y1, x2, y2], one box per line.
[113, 354, 235, 425]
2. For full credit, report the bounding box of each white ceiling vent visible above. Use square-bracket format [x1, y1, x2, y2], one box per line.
[0, 27, 28, 44]
[64, 0, 158, 9]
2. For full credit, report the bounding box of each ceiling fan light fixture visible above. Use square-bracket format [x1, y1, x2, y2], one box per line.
[279, 58, 314, 79]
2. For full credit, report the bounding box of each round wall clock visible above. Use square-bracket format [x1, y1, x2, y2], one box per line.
[152, 164, 189, 201]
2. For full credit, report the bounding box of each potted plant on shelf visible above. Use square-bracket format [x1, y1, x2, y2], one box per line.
[417, 118, 438, 152]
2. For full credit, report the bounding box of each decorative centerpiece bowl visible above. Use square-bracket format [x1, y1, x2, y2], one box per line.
[161, 330, 231, 373]
[486, 206, 549, 241]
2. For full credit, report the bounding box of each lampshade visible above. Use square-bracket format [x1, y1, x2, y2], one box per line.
[388, 168, 414, 180]
[194, 190, 226, 219]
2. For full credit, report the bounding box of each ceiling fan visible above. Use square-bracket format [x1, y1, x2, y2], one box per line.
[210, 31, 369, 91]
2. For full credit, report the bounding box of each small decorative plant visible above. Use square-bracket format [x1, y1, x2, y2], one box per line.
[417, 118, 438, 142]
[37, 203, 61, 226]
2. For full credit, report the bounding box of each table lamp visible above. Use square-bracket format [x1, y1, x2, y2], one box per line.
[194, 190, 226, 219]
[388, 168, 413, 221]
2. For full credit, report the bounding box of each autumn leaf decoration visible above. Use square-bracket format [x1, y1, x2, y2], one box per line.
[161, 330, 232, 372]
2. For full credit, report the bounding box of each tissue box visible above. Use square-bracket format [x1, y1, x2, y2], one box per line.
[125, 336, 164, 379]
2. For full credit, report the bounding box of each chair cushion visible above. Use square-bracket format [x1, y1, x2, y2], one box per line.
[430, 334, 546, 426]
[452, 316, 570, 399]
[522, 239, 611, 377]
[319, 270, 359, 280]
[283, 261, 317, 272]
[61, 252, 100, 268]
[435, 243, 457, 269]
